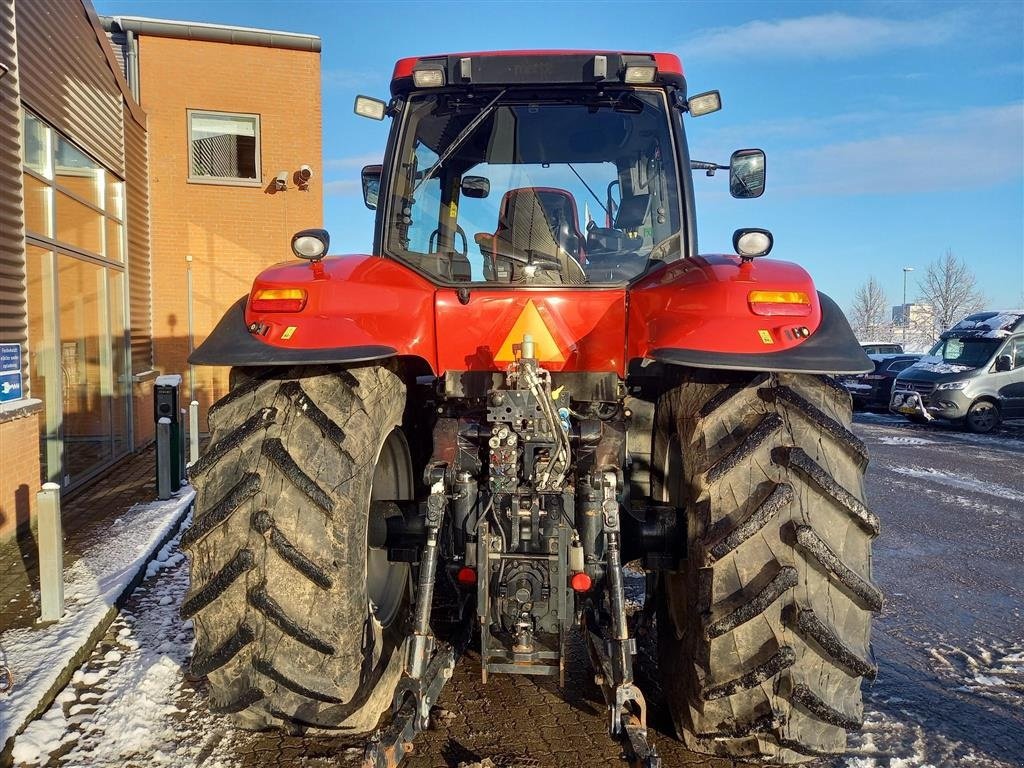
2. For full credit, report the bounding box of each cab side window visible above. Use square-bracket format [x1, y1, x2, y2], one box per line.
[1012, 337, 1024, 369]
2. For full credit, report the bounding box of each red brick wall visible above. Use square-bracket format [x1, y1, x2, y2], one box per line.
[0, 409, 40, 541]
[138, 36, 322, 423]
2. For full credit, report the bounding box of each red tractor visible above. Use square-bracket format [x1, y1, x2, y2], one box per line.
[183, 51, 879, 766]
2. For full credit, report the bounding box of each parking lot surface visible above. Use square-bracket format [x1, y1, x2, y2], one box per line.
[12, 414, 1024, 768]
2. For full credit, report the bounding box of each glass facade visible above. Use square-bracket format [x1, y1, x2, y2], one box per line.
[23, 111, 130, 488]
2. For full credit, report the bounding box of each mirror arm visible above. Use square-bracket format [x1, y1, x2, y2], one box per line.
[690, 160, 728, 177]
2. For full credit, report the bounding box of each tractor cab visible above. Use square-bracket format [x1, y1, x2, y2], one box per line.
[355, 51, 758, 286]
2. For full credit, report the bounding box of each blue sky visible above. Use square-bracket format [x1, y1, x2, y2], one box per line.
[95, 0, 1024, 312]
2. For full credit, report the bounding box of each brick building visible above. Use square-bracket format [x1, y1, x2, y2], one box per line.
[0, 2, 322, 541]
[103, 16, 323, 415]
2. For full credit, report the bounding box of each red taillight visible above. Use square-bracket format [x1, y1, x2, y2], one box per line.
[456, 566, 477, 586]
[570, 572, 592, 593]
[250, 288, 307, 313]
[748, 290, 812, 317]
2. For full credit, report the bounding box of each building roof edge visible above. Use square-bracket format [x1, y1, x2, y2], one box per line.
[99, 15, 321, 53]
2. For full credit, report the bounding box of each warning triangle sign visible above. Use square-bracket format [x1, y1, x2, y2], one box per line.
[494, 300, 565, 363]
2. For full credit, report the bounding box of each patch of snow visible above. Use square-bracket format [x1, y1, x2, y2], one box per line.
[908, 356, 974, 374]
[973, 673, 1005, 686]
[948, 310, 1024, 338]
[0, 488, 194, 755]
[876, 436, 936, 446]
[882, 464, 1024, 503]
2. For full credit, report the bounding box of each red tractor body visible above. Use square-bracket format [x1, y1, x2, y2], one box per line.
[203, 251, 831, 374]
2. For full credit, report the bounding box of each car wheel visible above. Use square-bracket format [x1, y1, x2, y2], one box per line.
[965, 400, 999, 434]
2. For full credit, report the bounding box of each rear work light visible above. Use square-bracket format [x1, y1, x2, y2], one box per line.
[748, 290, 812, 317]
[412, 68, 445, 88]
[250, 288, 307, 313]
[624, 64, 657, 83]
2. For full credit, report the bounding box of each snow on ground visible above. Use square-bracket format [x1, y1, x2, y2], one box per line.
[1, 488, 194, 759]
[841, 700, 1013, 768]
[927, 639, 1024, 707]
[882, 465, 1024, 504]
[10, 510, 236, 767]
[876, 436, 937, 446]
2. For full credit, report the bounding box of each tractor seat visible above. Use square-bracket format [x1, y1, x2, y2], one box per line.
[480, 187, 585, 284]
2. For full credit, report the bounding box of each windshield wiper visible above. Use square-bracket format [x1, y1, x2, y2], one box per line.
[413, 89, 507, 195]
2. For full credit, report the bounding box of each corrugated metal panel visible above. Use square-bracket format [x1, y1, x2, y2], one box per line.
[106, 30, 128, 80]
[0, 0, 27, 355]
[124, 102, 151, 374]
[17, 0, 124, 176]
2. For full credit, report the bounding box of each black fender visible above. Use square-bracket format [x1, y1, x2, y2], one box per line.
[188, 297, 397, 367]
[648, 292, 871, 375]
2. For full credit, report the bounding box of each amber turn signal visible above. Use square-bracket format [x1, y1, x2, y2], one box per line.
[250, 288, 307, 313]
[748, 290, 811, 317]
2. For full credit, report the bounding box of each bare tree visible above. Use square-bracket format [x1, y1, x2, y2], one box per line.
[916, 250, 985, 337]
[850, 276, 891, 340]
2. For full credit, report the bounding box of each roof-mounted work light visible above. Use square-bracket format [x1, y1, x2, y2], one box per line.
[623, 64, 657, 83]
[688, 90, 722, 117]
[412, 67, 445, 88]
[354, 95, 386, 120]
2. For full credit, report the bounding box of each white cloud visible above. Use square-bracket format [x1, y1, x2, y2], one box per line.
[774, 103, 1024, 196]
[324, 179, 359, 196]
[686, 12, 958, 60]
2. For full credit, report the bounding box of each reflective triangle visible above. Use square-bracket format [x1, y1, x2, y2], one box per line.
[494, 300, 565, 363]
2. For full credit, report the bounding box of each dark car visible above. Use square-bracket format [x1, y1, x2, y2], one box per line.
[861, 342, 904, 355]
[840, 353, 922, 410]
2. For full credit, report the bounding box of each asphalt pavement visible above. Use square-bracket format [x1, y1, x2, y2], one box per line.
[10, 414, 1024, 768]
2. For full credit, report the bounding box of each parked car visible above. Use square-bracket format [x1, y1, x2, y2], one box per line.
[861, 341, 904, 355]
[890, 310, 1024, 432]
[840, 353, 922, 410]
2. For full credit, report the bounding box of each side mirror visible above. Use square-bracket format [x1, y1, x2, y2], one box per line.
[361, 164, 381, 210]
[729, 148, 766, 199]
[733, 228, 773, 260]
[291, 228, 330, 261]
[995, 354, 1012, 372]
[461, 176, 490, 199]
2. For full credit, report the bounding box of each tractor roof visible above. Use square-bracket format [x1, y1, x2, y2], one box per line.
[390, 50, 684, 96]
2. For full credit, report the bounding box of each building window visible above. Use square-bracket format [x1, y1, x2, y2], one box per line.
[21, 111, 130, 489]
[21, 111, 127, 264]
[188, 110, 261, 184]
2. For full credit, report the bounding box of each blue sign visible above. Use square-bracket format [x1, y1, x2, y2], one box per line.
[0, 343, 22, 403]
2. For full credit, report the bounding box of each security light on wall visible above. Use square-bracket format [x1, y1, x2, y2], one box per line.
[274, 171, 288, 191]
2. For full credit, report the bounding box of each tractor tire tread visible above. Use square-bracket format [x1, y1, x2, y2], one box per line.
[656, 371, 878, 762]
[182, 365, 409, 733]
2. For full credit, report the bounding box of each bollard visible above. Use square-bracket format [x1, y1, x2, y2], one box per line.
[178, 407, 187, 487]
[37, 483, 64, 622]
[189, 400, 200, 468]
[157, 417, 172, 500]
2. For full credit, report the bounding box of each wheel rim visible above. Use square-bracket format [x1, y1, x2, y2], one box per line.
[367, 428, 412, 628]
[969, 405, 996, 432]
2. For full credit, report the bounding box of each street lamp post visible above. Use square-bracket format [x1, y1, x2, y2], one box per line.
[902, 266, 914, 344]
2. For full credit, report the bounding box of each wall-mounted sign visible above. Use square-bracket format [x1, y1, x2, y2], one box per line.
[0, 343, 23, 403]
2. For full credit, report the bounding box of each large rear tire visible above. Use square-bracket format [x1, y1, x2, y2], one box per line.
[181, 365, 411, 733]
[653, 371, 880, 762]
